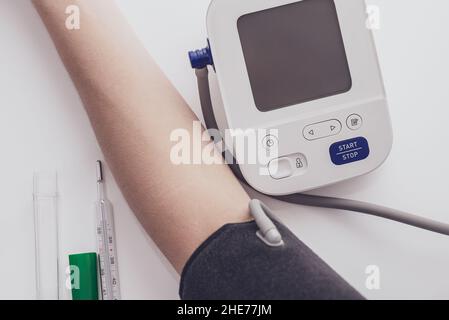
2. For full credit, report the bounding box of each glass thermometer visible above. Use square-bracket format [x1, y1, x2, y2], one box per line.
[95, 161, 121, 300]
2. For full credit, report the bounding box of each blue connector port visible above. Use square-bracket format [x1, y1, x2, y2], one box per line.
[189, 41, 214, 69]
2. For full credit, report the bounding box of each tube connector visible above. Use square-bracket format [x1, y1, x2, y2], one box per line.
[249, 199, 284, 247]
[189, 41, 214, 69]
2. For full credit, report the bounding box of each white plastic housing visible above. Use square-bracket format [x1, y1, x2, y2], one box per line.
[207, 0, 393, 195]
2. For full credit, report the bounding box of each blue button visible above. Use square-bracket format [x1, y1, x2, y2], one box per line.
[330, 137, 370, 166]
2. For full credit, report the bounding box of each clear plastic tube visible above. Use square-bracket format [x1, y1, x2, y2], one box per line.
[33, 172, 60, 300]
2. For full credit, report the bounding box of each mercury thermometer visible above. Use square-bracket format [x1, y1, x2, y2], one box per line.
[95, 160, 121, 300]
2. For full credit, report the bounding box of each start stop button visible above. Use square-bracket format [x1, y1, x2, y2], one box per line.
[330, 137, 370, 166]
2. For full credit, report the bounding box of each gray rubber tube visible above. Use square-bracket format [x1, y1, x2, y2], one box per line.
[277, 193, 449, 236]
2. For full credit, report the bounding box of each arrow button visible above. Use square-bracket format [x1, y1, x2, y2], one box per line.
[303, 119, 342, 141]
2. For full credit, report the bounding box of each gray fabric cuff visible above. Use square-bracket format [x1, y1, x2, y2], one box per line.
[180, 220, 364, 300]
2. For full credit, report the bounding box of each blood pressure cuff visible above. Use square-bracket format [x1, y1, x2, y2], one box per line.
[180, 221, 364, 300]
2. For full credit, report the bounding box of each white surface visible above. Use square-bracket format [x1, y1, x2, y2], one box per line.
[0, 0, 448, 300]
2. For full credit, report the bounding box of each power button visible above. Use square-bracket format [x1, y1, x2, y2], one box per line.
[262, 135, 279, 150]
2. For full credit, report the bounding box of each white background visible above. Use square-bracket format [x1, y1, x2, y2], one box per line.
[0, 0, 448, 300]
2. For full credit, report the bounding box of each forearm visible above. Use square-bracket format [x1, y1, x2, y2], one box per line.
[32, 0, 250, 273]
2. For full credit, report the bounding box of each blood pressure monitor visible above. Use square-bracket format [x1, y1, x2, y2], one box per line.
[204, 0, 393, 195]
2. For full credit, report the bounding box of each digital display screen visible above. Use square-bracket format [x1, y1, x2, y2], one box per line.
[237, 0, 352, 112]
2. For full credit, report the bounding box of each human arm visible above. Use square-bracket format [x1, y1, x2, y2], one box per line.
[32, 0, 251, 273]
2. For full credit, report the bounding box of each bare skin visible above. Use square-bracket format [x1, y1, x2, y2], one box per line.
[32, 0, 251, 273]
